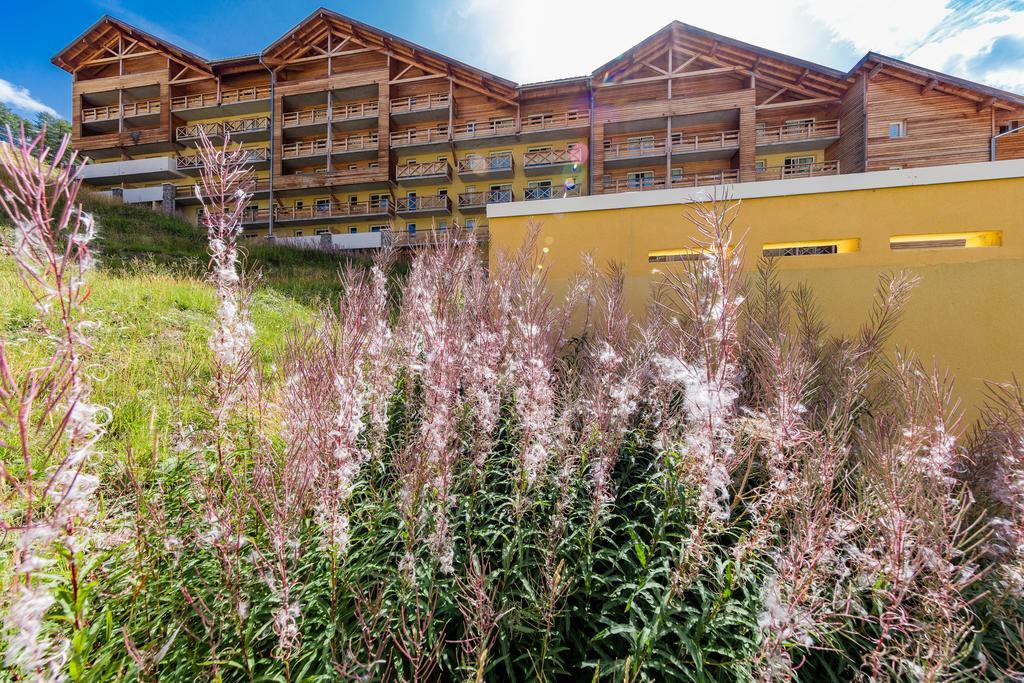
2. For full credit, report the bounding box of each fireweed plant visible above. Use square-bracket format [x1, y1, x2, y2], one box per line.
[1, 129, 1024, 681]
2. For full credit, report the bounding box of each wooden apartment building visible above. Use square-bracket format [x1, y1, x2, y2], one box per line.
[53, 9, 1024, 244]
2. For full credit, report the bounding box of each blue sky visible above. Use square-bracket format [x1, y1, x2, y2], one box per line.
[2, 0, 1024, 121]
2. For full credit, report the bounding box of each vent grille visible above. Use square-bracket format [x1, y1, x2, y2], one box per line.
[649, 252, 702, 263]
[763, 244, 838, 257]
[890, 238, 967, 250]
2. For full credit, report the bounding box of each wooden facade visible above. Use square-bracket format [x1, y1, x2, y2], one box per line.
[53, 12, 1024, 238]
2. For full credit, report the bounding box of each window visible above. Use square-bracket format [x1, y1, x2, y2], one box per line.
[783, 156, 816, 176]
[243, 233, 258, 239]
[784, 118, 815, 133]
[626, 170, 654, 189]
[348, 164, 358, 170]
[437, 155, 448, 162]
[294, 200, 304, 210]
[649, 248, 704, 263]
[528, 179, 553, 200]
[889, 121, 907, 139]
[407, 223, 416, 234]
[315, 198, 331, 213]
[527, 146, 553, 153]
[437, 220, 448, 231]
[348, 226, 358, 234]
[999, 120, 1020, 134]
[406, 191, 417, 210]
[438, 188, 448, 198]
[671, 167, 684, 180]
[315, 229, 330, 236]
[627, 135, 656, 153]
[465, 218, 477, 230]
[349, 195, 358, 204]
[755, 159, 767, 172]
[370, 225, 384, 233]
[368, 161, 380, 168]
[293, 230, 303, 237]
[406, 159, 418, 165]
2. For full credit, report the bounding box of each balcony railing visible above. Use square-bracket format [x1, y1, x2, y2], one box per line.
[396, 160, 451, 181]
[390, 92, 450, 114]
[457, 189, 513, 208]
[282, 139, 329, 159]
[82, 99, 161, 122]
[601, 176, 667, 193]
[177, 147, 269, 170]
[176, 178, 270, 199]
[756, 160, 840, 181]
[452, 118, 516, 141]
[332, 133, 379, 153]
[756, 120, 841, 145]
[669, 169, 740, 188]
[332, 101, 379, 121]
[523, 148, 584, 168]
[390, 126, 450, 147]
[122, 99, 161, 117]
[524, 186, 582, 201]
[603, 139, 667, 160]
[176, 117, 270, 140]
[520, 110, 590, 134]
[457, 154, 513, 175]
[283, 108, 330, 128]
[671, 130, 740, 153]
[81, 105, 120, 123]
[396, 195, 452, 213]
[171, 85, 271, 111]
[244, 198, 393, 223]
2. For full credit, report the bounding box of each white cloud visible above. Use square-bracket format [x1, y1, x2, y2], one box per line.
[447, 0, 1024, 92]
[0, 79, 58, 117]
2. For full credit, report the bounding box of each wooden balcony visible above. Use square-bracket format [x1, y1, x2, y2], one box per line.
[395, 194, 452, 216]
[524, 186, 582, 201]
[603, 138, 667, 167]
[755, 160, 840, 181]
[282, 138, 329, 160]
[282, 107, 330, 129]
[456, 153, 514, 179]
[176, 117, 270, 142]
[396, 160, 451, 185]
[390, 92, 450, 123]
[273, 166, 389, 193]
[755, 120, 841, 153]
[177, 147, 270, 172]
[330, 133, 379, 160]
[243, 198, 393, 225]
[175, 178, 271, 204]
[519, 111, 591, 141]
[669, 169, 740, 188]
[452, 118, 517, 146]
[670, 130, 740, 160]
[390, 126, 450, 150]
[171, 85, 271, 120]
[600, 176, 667, 194]
[82, 99, 161, 124]
[331, 101, 380, 130]
[81, 105, 121, 124]
[457, 189, 513, 212]
[523, 148, 585, 176]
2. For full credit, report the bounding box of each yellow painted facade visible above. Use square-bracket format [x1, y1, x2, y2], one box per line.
[488, 174, 1024, 414]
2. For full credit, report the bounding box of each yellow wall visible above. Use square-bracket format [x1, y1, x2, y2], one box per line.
[488, 177, 1024, 415]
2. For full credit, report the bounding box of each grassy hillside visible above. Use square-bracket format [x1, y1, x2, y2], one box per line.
[82, 191, 365, 303]
[1, 195, 362, 459]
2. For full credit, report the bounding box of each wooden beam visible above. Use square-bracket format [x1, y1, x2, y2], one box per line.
[921, 78, 938, 95]
[755, 96, 841, 110]
[597, 65, 739, 88]
[867, 63, 885, 80]
[760, 87, 787, 106]
[978, 96, 997, 113]
[389, 73, 446, 85]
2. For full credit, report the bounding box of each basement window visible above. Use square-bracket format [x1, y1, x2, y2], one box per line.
[889, 121, 907, 139]
[889, 230, 1002, 250]
[315, 229, 330, 236]
[649, 248, 704, 263]
[763, 238, 860, 257]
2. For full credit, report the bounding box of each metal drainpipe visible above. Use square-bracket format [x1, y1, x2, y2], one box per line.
[259, 54, 276, 239]
[991, 125, 1024, 161]
[587, 78, 594, 195]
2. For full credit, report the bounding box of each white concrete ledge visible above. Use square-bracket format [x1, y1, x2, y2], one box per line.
[487, 159, 1024, 218]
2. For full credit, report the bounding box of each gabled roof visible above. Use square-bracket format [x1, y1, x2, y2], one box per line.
[852, 52, 1024, 109]
[262, 8, 517, 100]
[592, 21, 849, 99]
[52, 15, 211, 75]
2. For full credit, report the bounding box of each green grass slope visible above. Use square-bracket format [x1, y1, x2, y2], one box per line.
[1, 195, 360, 460]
